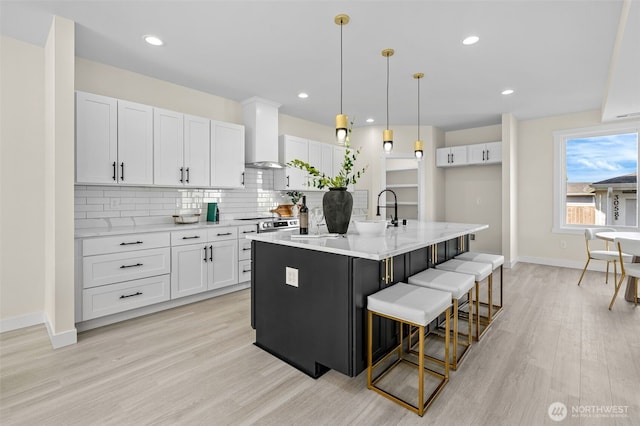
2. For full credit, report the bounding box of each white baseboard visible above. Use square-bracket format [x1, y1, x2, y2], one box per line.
[0, 311, 45, 333]
[515, 256, 607, 272]
[44, 313, 77, 349]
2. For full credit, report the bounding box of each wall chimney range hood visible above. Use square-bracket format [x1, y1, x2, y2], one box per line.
[242, 97, 284, 168]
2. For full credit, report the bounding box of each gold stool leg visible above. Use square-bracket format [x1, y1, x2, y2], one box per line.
[467, 288, 473, 347]
[418, 324, 425, 416]
[609, 273, 626, 310]
[367, 310, 373, 389]
[475, 281, 480, 341]
[578, 258, 590, 285]
[452, 298, 458, 369]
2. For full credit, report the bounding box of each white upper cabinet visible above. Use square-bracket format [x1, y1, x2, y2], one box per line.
[308, 140, 334, 177]
[183, 115, 211, 187]
[154, 110, 210, 187]
[210, 121, 245, 188]
[467, 141, 502, 165]
[435, 146, 468, 167]
[275, 135, 309, 190]
[76, 93, 153, 184]
[153, 108, 184, 186]
[117, 100, 154, 184]
[75, 92, 118, 184]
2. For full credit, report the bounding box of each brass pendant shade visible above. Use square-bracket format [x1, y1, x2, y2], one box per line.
[382, 49, 394, 153]
[335, 14, 350, 144]
[414, 72, 424, 160]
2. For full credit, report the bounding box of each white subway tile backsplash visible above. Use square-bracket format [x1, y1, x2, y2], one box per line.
[75, 168, 368, 229]
[86, 211, 120, 219]
[86, 198, 108, 204]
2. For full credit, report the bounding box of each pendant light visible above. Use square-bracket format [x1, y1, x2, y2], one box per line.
[382, 49, 394, 153]
[413, 73, 424, 160]
[335, 14, 350, 145]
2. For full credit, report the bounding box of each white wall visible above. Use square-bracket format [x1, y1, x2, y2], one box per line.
[0, 36, 46, 323]
[44, 16, 76, 347]
[517, 110, 604, 266]
[444, 124, 503, 253]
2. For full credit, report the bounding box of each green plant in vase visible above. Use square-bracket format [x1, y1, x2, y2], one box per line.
[287, 122, 367, 233]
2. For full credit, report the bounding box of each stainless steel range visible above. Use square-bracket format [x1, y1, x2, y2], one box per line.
[237, 217, 299, 233]
[258, 218, 299, 233]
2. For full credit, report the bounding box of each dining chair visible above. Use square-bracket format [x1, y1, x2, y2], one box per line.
[610, 236, 640, 310]
[577, 227, 621, 286]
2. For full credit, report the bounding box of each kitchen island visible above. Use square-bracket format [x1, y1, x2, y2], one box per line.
[248, 221, 488, 378]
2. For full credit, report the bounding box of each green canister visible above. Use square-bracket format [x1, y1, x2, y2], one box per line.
[207, 203, 218, 222]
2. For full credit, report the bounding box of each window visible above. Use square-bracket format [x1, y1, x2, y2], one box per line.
[553, 122, 639, 233]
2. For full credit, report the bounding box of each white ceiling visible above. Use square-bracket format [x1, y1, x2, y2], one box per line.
[1, 0, 638, 131]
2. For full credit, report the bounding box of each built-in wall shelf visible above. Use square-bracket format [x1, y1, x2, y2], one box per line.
[385, 184, 418, 189]
[381, 155, 424, 221]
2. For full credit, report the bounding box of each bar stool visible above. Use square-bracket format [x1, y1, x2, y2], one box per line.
[455, 252, 505, 317]
[435, 259, 493, 341]
[408, 269, 475, 369]
[367, 283, 452, 416]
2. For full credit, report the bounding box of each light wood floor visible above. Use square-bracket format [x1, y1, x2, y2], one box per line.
[1, 263, 639, 425]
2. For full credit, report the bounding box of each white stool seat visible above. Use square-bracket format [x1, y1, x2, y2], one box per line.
[408, 269, 474, 299]
[456, 251, 504, 269]
[436, 259, 492, 282]
[367, 283, 452, 326]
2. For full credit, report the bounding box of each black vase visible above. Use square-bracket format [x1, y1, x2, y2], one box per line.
[323, 188, 353, 234]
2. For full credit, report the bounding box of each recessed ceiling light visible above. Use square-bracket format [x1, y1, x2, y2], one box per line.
[297, 92, 309, 99]
[462, 36, 479, 45]
[501, 89, 515, 95]
[143, 35, 163, 46]
[366, 118, 375, 123]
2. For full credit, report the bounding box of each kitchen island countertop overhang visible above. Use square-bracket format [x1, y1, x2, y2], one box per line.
[245, 221, 488, 260]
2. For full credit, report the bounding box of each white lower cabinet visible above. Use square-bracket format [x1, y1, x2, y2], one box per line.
[171, 243, 209, 298]
[83, 275, 170, 321]
[169, 228, 238, 300]
[209, 239, 238, 290]
[79, 226, 244, 322]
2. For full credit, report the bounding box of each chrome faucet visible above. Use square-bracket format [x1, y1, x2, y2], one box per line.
[376, 189, 398, 227]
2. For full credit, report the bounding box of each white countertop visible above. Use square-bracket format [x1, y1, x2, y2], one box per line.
[75, 219, 258, 238]
[246, 221, 488, 261]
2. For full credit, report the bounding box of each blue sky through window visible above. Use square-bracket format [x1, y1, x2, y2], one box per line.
[566, 132, 638, 183]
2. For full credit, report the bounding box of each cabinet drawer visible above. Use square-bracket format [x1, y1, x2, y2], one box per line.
[237, 224, 258, 237]
[82, 275, 170, 320]
[238, 239, 252, 261]
[83, 232, 169, 256]
[83, 247, 170, 288]
[238, 259, 252, 283]
[208, 227, 238, 241]
[171, 229, 208, 246]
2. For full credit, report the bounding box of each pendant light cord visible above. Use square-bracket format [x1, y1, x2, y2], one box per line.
[417, 76, 420, 140]
[340, 21, 343, 115]
[386, 55, 390, 130]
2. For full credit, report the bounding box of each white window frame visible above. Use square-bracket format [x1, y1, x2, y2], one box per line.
[553, 121, 640, 234]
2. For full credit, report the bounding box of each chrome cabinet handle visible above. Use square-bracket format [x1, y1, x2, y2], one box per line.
[204, 246, 208, 262]
[242, 230, 256, 234]
[180, 167, 184, 183]
[120, 241, 143, 246]
[186, 167, 190, 183]
[182, 236, 200, 240]
[209, 245, 213, 262]
[217, 232, 232, 236]
[241, 172, 245, 185]
[120, 263, 143, 269]
[112, 162, 117, 181]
